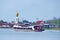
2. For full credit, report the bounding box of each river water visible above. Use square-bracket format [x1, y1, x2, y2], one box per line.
[0, 29, 60, 40]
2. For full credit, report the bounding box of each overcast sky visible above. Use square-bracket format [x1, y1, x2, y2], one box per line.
[0, 0, 60, 22]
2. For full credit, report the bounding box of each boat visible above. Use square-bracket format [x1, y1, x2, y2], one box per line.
[13, 25, 34, 30]
[12, 12, 44, 32]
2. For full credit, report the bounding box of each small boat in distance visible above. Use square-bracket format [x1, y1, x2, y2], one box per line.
[13, 12, 44, 32]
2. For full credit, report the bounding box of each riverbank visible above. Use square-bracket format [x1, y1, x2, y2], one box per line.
[45, 27, 60, 30]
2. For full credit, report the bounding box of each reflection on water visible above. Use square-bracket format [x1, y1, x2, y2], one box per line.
[0, 29, 60, 40]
